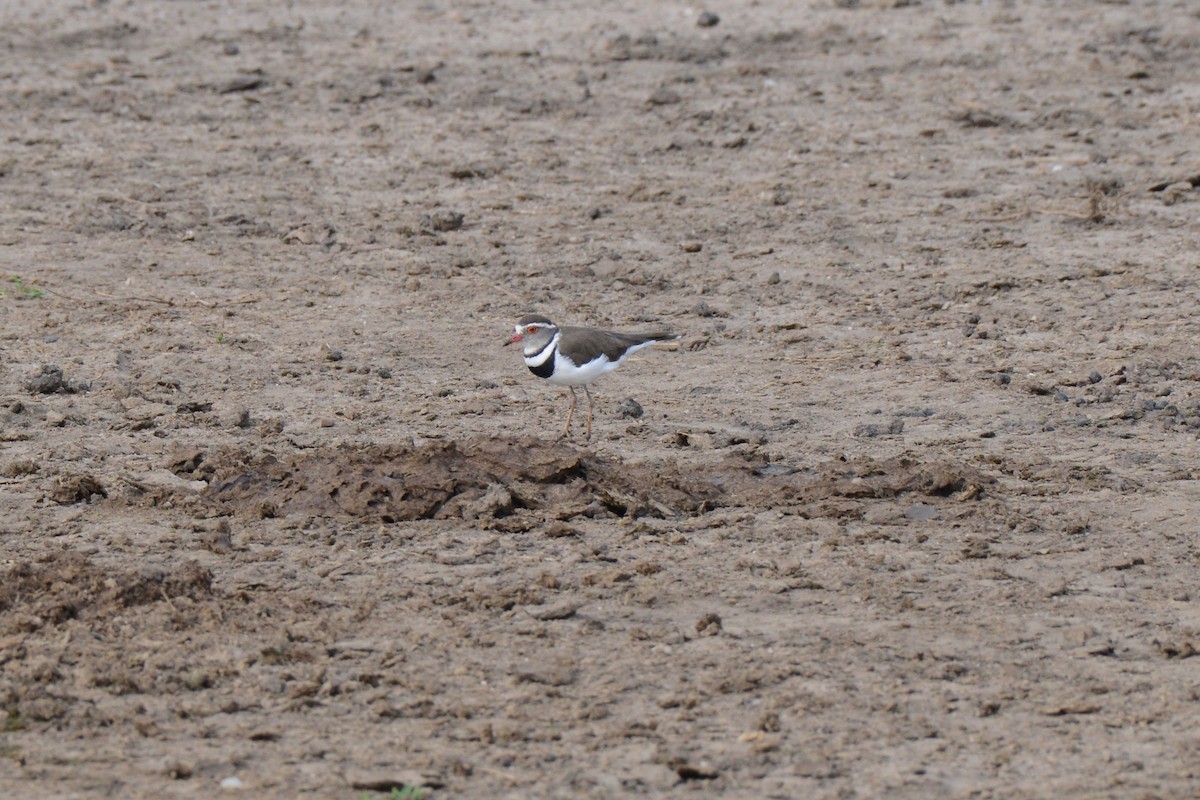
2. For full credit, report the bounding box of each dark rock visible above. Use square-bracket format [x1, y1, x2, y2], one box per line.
[674, 761, 719, 781]
[616, 398, 644, 419]
[647, 86, 682, 106]
[696, 11, 720, 27]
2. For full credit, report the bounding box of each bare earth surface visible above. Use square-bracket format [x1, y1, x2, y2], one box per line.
[3, 1, 1200, 797]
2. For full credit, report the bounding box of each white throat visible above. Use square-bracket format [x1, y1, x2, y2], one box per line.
[523, 331, 560, 365]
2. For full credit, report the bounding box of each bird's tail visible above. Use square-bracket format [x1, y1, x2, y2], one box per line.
[632, 330, 678, 344]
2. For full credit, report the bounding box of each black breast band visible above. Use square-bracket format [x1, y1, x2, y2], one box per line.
[528, 357, 555, 379]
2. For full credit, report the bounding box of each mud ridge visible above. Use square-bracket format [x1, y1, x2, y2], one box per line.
[165, 437, 991, 523]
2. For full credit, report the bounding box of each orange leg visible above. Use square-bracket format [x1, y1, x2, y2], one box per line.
[561, 387, 578, 438]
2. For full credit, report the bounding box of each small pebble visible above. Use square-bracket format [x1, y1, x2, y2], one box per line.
[853, 419, 904, 438]
[1088, 371, 1103, 384]
[697, 11, 720, 27]
[217, 75, 264, 94]
[647, 86, 682, 106]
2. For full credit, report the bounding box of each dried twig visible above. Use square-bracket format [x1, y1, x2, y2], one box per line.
[160, 587, 179, 615]
[94, 288, 175, 305]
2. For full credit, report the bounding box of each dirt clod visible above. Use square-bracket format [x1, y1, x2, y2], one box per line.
[0, 553, 214, 630]
[49, 474, 107, 504]
[25, 365, 70, 395]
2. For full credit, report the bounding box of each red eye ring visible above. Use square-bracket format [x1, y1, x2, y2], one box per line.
[526, 325, 537, 334]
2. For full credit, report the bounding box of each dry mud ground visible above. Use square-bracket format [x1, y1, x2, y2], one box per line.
[3, 1, 1200, 798]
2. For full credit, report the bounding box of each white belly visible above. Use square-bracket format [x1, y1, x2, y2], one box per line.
[543, 340, 655, 386]
[546, 351, 615, 386]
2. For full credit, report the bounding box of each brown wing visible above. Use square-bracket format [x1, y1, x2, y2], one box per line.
[558, 326, 677, 364]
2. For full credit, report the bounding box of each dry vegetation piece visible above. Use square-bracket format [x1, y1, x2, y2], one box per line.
[975, 178, 1123, 225]
[1, 459, 39, 477]
[4, 276, 44, 299]
[1081, 176, 1123, 222]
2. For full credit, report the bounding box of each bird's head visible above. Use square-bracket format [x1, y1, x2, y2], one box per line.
[505, 314, 558, 353]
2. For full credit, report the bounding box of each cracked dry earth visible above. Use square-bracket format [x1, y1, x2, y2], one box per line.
[4, 0, 1200, 798]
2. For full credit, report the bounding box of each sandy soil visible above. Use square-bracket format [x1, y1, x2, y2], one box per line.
[3, 0, 1200, 797]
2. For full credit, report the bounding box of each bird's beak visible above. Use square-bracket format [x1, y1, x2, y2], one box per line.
[504, 332, 521, 347]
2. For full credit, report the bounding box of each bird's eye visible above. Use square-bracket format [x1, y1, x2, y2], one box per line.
[526, 325, 538, 334]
